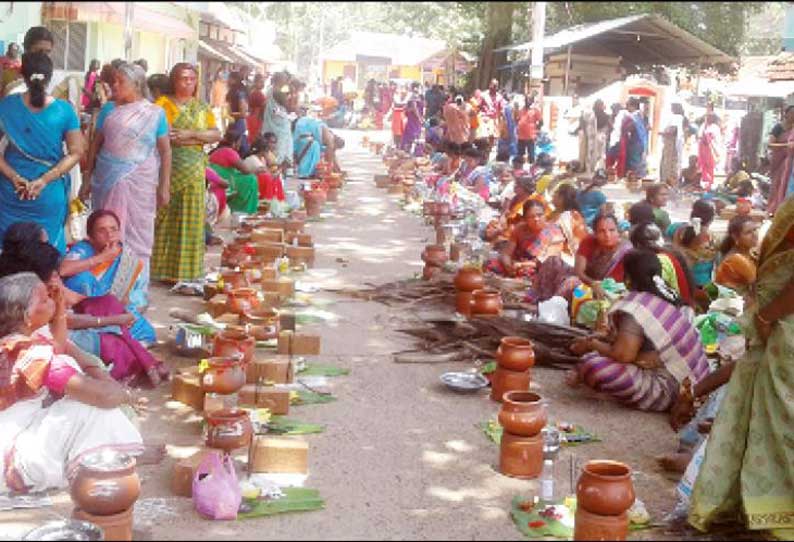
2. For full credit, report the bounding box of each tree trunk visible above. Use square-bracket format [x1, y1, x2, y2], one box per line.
[471, 2, 516, 91]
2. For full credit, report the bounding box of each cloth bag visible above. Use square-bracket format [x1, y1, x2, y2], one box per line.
[192, 452, 242, 520]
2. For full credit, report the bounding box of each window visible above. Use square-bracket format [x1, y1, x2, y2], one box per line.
[200, 22, 209, 38]
[48, 20, 87, 71]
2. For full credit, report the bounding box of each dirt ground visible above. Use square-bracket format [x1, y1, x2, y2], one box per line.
[2, 131, 752, 541]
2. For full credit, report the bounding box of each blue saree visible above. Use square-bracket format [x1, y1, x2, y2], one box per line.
[63, 240, 156, 345]
[293, 117, 325, 178]
[626, 111, 648, 177]
[0, 94, 79, 252]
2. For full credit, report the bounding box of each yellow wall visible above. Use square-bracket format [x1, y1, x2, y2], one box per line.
[396, 65, 421, 81]
[323, 60, 355, 83]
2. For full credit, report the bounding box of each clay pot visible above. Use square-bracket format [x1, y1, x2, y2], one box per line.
[227, 287, 260, 315]
[498, 391, 547, 437]
[496, 336, 535, 371]
[213, 329, 256, 364]
[422, 265, 440, 281]
[422, 245, 448, 267]
[201, 356, 246, 394]
[450, 244, 461, 262]
[490, 366, 530, 402]
[455, 291, 473, 317]
[304, 190, 325, 216]
[435, 227, 447, 245]
[499, 432, 543, 479]
[70, 450, 140, 516]
[573, 508, 628, 541]
[206, 408, 253, 452]
[221, 245, 249, 268]
[328, 173, 343, 188]
[470, 289, 502, 317]
[576, 460, 635, 516]
[241, 308, 280, 341]
[73, 506, 134, 541]
[454, 267, 485, 292]
[220, 269, 247, 291]
[326, 187, 340, 202]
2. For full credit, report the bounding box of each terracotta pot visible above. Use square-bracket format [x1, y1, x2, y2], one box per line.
[435, 227, 447, 245]
[70, 451, 140, 516]
[496, 336, 535, 371]
[471, 289, 502, 317]
[227, 287, 260, 315]
[499, 431, 543, 479]
[221, 245, 249, 268]
[490, 366, 530, 402]
[201, 356, 246, 394]
[213, 329, 256, 364]
[573, 508, 628, 541]
[220, 269, 247, 292]
[450, 244, 461, 262]
[498, 391, 547, 437]
[304, 190, 325, 216]
[73, 506, 133, 541]
[454, 267, 485, 292]
[206, 408, 253, 452]
[326, 187, 340, 202]
[241, 308, 280, 341]
[422, 245, 448, 267]
[422, 265, 440, 280]
[455, 291, 473, 317]
[576, 460, 635, 516]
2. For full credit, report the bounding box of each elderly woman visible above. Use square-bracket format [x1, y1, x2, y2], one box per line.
[0, 52, 85, 253]
[59, 210, 155, 345]
[485, 199, 565, 279]
[152, 63, 220, 284]
[569, 249, 710, 412]
[0, 272, 149, 493]
[81, 62, 171, 295]
[208, 125, 260, 215]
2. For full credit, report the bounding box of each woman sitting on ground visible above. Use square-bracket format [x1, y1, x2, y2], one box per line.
[645, 183, 671, 233]
[530, 213, 631, 303]
[569, 248, 710, 412]
[0, 272, 161, 494]
[669, 199, 719, 291]
[244, 133, 286, 202]
[59, 210, 156, 346]
[548, 183, 588, 258]
[484, 176, 546, 249]
[485, 199, 565, 279]
[714, 215, 759, 297]
[0, 232, 167, 387]
[208, 124, 260, 215]
[576, 170, 609, 229]
[629, 221, 695, 306]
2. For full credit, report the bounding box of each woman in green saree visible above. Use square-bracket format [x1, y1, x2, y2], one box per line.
[207, 125, 260, 215]
[688, 197, 794, 538]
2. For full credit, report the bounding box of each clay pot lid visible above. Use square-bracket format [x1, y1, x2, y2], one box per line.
[207, 408, 249, 425]
[502, 391, 545, 406]
[78, 449, 136, 472]
[583, 460, 632, 480]
[501, 336, 532, 349]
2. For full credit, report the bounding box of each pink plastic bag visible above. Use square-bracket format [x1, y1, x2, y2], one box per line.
[192, 452, 242, 520]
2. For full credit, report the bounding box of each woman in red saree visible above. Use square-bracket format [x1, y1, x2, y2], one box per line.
[697, 114, 721, 190]
[246, 74, 266, 145]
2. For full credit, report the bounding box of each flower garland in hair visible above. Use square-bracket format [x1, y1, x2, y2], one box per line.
[653, 274, 680, 305]
[30, 73, 45, 81]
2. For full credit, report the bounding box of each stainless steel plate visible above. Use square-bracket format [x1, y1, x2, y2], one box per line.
[440, 371, 489, 392]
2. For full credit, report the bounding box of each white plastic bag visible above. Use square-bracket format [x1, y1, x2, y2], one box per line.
[537, 296, 570, 326]
[676, 436, 708, 506]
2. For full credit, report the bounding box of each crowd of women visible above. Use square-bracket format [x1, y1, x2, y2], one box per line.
[0, 26, 346, 495]
[403, 91, 794, 533]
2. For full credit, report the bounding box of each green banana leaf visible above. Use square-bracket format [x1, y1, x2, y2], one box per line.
[238, 488, 324, 519]
[267, 416, 324, 435]
[297, 364, 350, 377]
[291, 390, 337, 405]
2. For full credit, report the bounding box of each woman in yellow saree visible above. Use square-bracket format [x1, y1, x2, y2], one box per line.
[688, 197, 794, 538]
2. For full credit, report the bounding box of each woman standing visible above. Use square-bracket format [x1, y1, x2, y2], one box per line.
[767, 105, 794, 214]
[0, 52, 85, 253]
[81, 63, 170, 291]
[246, 73, 266, 145]
[401, 82, 425, 154]
[152, 63, 220, 284]
[81, 59, 100, 112]
[689, 198, 794, 535]
[225, 71, 249, 155]
[660, 102, 686, 186]
[389, 86, 407, 147]
[698, 114, 721, 191]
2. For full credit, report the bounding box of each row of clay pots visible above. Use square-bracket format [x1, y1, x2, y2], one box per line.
[498, 391, 547, 479]
[421, 244, 448, 281]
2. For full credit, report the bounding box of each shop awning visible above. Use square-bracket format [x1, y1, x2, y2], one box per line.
[199, 40, 234, 64]
[70, 2, 196, 40]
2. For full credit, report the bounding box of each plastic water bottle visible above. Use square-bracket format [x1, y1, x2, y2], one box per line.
[540, 459, 555, 502]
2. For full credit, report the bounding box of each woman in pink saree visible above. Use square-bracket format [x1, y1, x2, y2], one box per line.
[697, 114, 721, 190]
[81, 63, 171, 291]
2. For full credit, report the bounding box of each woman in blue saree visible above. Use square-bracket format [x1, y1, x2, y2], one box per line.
[626, 100, 649, 177]
[293, 108, 326, 178]
[0, 52, 85, 253]
[60, 210, 156, 346]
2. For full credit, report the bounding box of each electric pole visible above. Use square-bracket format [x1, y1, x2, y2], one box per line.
[529, 2, 546, 97]
[124, 1, 134, 62]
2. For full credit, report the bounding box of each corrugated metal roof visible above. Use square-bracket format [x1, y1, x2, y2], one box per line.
[496, 14, 733, 66]
[198, 40, 234, 63]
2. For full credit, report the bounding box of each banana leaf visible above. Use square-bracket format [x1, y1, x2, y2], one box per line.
[478, 420, 601, 447]
[267, 416, 324, 435]
[238, 488, 324, 519]
[291, 390, 337, 405]
[297, 364, 350, 377]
